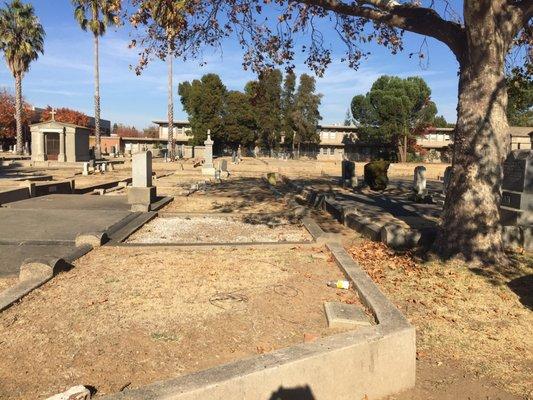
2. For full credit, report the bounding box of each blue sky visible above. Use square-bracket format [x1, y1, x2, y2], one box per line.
[0, 1, 462, 129]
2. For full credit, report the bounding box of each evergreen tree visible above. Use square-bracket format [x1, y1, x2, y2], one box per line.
[344, 109, 353, 126]
[292, 74, 322, 154]
[178, 73, 226, 145]
[506, 65, 532, 127]
[351, 76, 438, 162]
[0, 0, 45, 154]
[247, 69, 282, 153]
[223, 90, 257, 149]
[281, 71, 296, 149]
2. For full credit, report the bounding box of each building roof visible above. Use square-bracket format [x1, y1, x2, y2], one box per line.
[29, 119, 89, 130]
[152, 120, 191, 126]
[509, 126, 533, 137]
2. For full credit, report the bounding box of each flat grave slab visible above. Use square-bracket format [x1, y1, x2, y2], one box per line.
[4, 194, 131, 211]
[0, 208, 132, 244]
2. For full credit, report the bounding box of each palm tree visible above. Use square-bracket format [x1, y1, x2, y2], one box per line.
[143, 1, 184, 161]
[0, 0, 44, 155]
[72, 0, 120, 159]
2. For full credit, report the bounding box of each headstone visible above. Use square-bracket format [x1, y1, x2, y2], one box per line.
[82, 162, 89, 176]
[443, 166, 453, 195]
[221, 159, 228, 172]
[413, 166, 427, 195]
[341, 160, 357, 188]
[132, 151, 152, 187]
[501, 150, 532, 227]
[108, 162, 114, 171]
[101, 163, 107, 173]
[128, 151, 156, 211]
[202, 130, 216, 177]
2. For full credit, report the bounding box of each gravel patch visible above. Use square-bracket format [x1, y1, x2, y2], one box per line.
[127, 216, 312, 243]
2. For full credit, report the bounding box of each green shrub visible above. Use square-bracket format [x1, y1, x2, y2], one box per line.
[364, 160, 390, 190]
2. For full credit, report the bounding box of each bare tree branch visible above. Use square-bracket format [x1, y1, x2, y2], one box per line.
[300, 0, 466, 60]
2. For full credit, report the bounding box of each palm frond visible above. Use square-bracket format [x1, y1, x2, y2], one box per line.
[0, 0, 45, 76]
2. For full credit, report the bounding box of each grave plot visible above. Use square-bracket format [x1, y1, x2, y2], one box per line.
[126, 215, 312, 244]
[161, 177, 295, 214]
[0, 245, 369, 399]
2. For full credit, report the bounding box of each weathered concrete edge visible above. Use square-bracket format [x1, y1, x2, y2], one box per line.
[0, 244, 92, 313]
[107, 212, 159, 244]
[102, 243, 415, 400]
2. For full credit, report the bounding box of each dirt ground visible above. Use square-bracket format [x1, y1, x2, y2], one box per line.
[160, 177, 296, 214]
[350, 241, 533, 399]
[127, 216, 312, 243]
[0, 245, 362, 399]
[0, 276, 17, 292]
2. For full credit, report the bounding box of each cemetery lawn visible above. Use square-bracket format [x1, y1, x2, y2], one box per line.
[0, 245, 362, 399]
[350, 241, 533, 398]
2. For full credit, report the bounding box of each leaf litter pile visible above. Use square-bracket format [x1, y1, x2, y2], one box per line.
[349, 240, 533, 397]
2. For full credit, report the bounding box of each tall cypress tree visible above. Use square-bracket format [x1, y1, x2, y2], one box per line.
[247, 69, 283, 154]
[281, 71, 296, 150]
[292, 74, 322, 154]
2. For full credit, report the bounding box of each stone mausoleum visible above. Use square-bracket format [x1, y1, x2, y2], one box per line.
[30, 120, 90, 163]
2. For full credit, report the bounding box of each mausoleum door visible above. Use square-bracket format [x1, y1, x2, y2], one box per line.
[45, 132, 60, 161]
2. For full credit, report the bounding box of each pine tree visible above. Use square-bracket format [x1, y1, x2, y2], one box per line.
[281, 71, 296, 150]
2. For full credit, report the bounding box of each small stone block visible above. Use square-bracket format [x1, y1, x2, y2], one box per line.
[324, 301, 372, 329]
[46, 385, 91, 400]
[127, 186, 156, 205]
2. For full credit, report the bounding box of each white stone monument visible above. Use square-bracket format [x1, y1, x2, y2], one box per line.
[202, 130, 216, 177]
[82, 162, 89, 176]
[413, 166, 427, 195]
[127, 151, 156, 211]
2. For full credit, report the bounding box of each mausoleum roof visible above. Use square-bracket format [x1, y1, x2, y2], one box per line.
[29, 119, 89, 130]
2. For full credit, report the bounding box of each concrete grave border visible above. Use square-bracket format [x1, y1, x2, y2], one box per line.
[0, 244, 92, 312]
[102, 234, 415, 400]
[109, 211, 326, 248]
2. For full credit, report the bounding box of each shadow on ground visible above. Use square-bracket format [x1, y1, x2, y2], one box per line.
[268, 385, 316, 400]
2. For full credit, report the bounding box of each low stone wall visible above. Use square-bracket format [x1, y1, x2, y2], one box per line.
[0, 181, 74, 206]
[0, 187, 30, 206]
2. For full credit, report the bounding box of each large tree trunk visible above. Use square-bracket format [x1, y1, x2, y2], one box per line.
[167, 39, 175, 161]
[435, 2, 511, 263]
[94, 33, 101, 160]
[14, 72, 23, 155]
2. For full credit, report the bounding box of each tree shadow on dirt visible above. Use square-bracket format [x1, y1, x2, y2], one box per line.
[268, 385, 316, 400]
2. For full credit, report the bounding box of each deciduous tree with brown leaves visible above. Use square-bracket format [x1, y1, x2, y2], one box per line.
[128, 0, 532, 264]
[40, 106, 90, 127]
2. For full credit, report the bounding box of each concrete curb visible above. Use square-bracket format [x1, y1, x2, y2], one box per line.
[75, 232, 108, 248]
[102, 241, 415, 400]
[0, 244, 93, 313]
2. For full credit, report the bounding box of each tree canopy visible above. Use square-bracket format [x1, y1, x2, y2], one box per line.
[0, 88, 30, 139]
[178, 73, 226, 144]
[40, 106, 90, 127]
[351, 75, 439, 162]
[506, 65, 533, 127]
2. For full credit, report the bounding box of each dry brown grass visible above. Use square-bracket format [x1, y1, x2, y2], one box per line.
[0, 245, 361, 399]
[350, 241, 533, 397]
